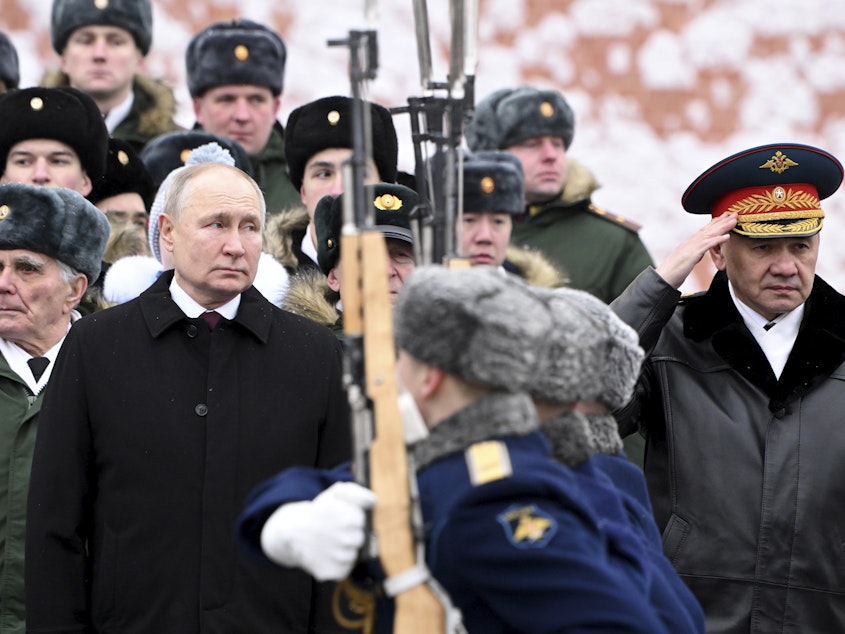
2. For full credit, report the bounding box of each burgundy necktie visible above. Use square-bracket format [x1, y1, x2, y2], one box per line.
[201, 311, 222, 331]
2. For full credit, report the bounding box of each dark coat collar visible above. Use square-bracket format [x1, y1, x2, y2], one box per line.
[683, 270, 845, 407]
[138, 270, 273, 343]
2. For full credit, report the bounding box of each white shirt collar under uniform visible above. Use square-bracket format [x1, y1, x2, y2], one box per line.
[300, 231, 319, 266]
[103, 91, 134, 134]
[728, 281, 802, 379]
[0, 311, 80, 395]
[169, 277, 241, 321]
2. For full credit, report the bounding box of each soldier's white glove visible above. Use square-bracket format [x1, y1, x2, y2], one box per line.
[260, 481, 377, 581]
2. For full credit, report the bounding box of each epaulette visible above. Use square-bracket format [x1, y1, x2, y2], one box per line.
[679, 290, 706, 305]
[465, 440, 513, 486]
[586, 203, 642, 232]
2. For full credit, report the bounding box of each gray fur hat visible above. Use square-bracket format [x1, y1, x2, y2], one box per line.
[186, 19, 286, 97]
[0, 182, 110, 283]
[530, 287, 643, 408]
[0, 31, 20, 90]
[51, 0, 153, 55]
[466, 86, 575, 152]
[314, 182, 418, 275]
[463, 151, 524, 215]
[285, 96, 398, 191]
[0, 86, 109, 181]
[394, 266, 553, 391]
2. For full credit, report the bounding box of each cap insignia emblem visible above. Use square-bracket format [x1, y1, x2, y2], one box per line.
[94, 0, 108, 9]
[0, 205, 8, 220]
[327, 110, 341, 126]
[539, 101, 554, 118]
[481, 176, 495, 194]
[772, 186, 786, 202]
[374, 193, 402, 211]
[234, 45, 249, 62]
[759, 151, 798, 174]
[327, 238, 335, 249]
[117, 150, 129, 166]
[30, 97, 44, 111]
[179, 148, 192, 163]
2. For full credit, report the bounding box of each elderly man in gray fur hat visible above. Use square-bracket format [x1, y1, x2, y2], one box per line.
[0, 183, 109, 634]
[45, 0, 180, 154]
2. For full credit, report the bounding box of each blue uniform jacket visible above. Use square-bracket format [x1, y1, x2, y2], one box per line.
[238, 433, 670, 633]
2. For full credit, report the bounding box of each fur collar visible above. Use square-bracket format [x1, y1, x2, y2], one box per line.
[41, 70, 177, 139]
[560, 159, 601, 204]
[504, 245, 568, 287]
[264, 205, 309, 269]
[413, 392, 537, 471]
[684, 270, 845, 407]
[280, 267, 339, 328]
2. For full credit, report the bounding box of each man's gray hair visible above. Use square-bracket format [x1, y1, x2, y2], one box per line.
[163, 162, 266, 227]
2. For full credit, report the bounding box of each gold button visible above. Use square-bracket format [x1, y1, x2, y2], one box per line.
[117, 150, 129, 166]
[481, 176, 495, 193]
[327, 238, 335, 249]
[327, 110, 341, 125]
[0, 205, 9, 220]
[30, 97, 44, 111]
[234, 44, 249, 61]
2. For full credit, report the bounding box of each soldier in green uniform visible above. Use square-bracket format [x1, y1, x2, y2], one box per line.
[186, 19, 300, 216]
[466, 86, 653, 305]
[45, 0, 181, 155]
[467, 86, 652, 466]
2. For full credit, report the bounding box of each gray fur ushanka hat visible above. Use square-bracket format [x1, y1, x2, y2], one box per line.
[394, 266, 553, 391]
[466, 86, 575, 152]
[0, 31, 20, 90]
[0, 183, 110, 283]
[51, 0, 153, 55]
[186, 19, 286, 97]
[463, 151, 525, 215]
[530, 286, 644, 408]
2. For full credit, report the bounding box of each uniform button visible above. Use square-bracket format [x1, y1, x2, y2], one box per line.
[186, 324, 198, 338]
[195, 404, 208, 416]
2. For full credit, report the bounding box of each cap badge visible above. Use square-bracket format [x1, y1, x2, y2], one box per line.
[117, 150, 129, 166]
[30, 97, 44, 111]
[94, 0, 109, 9]
[773, 186, 786, 202]
[327, 110, 341, 126]
[539, 101, 554, 118]
[179, 148, 192, 163]
[374, 193, 402, 211]
[481, 176, 495, 194]
[234, 45, 249, 62]
[0, 205, 9, 220]
[327, 238, 335, 249]
[759, 151, 798, 174]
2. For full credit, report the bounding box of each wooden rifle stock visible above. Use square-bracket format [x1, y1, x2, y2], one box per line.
[340, 230, 447, 632]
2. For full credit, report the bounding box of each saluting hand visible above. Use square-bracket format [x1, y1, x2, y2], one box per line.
[655, 213, 738, 289]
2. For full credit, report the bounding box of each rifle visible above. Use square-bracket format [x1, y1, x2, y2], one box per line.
[328, 8, 462, 633]
[394, 0, 479, 267]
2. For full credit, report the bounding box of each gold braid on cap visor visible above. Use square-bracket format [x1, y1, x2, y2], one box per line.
[714, 184, 825, 237]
